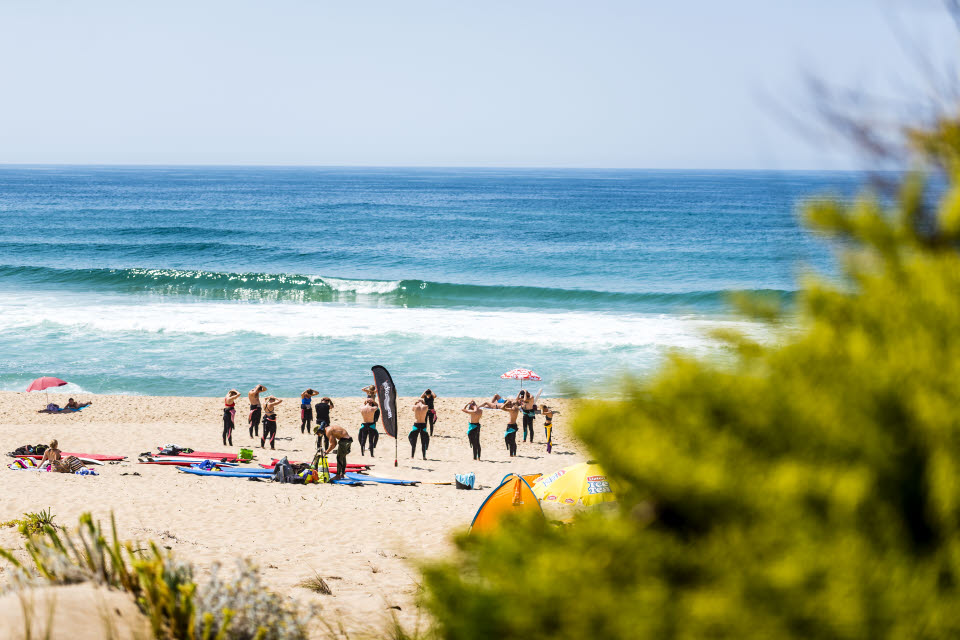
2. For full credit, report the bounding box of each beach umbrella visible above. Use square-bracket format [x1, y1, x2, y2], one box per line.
[532, 461, 616, 520]
[25, 377, 67, 392]
[500, 368, 541, 390]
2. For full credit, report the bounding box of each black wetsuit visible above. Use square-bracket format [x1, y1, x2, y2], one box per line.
[468, 423, 481, 460]
[248, 404, 261, 437]
[505, 423, 519, 457]
[424, 395, 437, 436]
[409, 422, 429, 459]
[358, 423, 378, 456]
[335, 437, 353, 479]
[522, 408, 536, 443]
[261, 412, 277, 449]
[315, 402, 331, 450]
[222, 405, 235, 446]
[300, 398, 313, 434]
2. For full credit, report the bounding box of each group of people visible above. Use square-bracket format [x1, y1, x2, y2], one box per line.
[218, 384, 551, 479]
[461, 390, 554, 460]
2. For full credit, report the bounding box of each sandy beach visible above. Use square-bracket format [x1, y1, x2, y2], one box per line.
[0, 391, 585, 636]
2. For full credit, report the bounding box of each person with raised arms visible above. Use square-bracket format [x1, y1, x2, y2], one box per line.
[261, 396, 283, 450]
[222, 389, 242, 446]
[314, 396, 334, 450]
[421, 388, 438, 436]
[300, 388, 319, 434]
[248, 384, 266, 438]
[518, 390, 537, 443]
[409, 398, 430, 460]
[500, 399, 521, 457]
[358, 398, 379, 456]
[461, 401, 485, 461]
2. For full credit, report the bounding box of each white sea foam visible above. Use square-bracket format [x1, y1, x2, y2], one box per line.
[312, 276, 403, 295]
[0, 298, 763, 350]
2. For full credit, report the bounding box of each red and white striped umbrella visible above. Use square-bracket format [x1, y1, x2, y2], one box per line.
[501, 368, 541, 389]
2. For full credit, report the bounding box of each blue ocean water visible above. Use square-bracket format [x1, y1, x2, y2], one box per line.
[0, 166, 861, 397]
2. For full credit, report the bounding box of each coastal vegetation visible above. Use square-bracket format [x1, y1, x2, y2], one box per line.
[418, 113, 960, 638]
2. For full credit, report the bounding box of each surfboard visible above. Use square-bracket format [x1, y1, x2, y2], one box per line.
[344, 472, 418, 485]
[18, 452, 125, 461]
[178, 467, 363, 484]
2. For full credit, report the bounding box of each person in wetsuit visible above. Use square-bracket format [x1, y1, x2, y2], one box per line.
[248, 384, 266, 438]
[300, 388, 319, 434]
[541, 403, 555, 453]
[410, 398, 430, 459]
[461, 401, 484, 460]
[358, 398, 379, 456]
[222, 389, 241, 446]
[518, 390, 537, 443]
[314, 396, 333, 450]
[420, 389, 438, 436]
[500, 399, 521, 457]
[261, 396, 283, 450]
[321, 424, 353, 481]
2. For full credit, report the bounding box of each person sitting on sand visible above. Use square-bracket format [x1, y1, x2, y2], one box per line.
[314, 396, 334, 450]
[410, 398, 430, 460]
[249, 384, 266, 438]
[500, 399, 521, 457]
[320, 424, 353, 481]
[222, 389, 242, 446]
[461, 401, 484, 461]
[261, 396, 283, 450]
[421, 389, 438, 436]
[358, 399, 379, 456]
[40, 439, 78, 473]
[300, 388, 319, 434]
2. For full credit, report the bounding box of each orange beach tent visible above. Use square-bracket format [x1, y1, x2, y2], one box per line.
[469, 473, 544, 534]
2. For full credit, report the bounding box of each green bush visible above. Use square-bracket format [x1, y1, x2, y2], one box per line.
[419, 121, 960, 639]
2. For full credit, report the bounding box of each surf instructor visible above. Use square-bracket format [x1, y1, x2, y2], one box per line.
[320, 424, 353, 481]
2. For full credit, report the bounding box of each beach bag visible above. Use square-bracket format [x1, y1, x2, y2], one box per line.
[272, 457, 301, 484]
[455, 472, 476, 490]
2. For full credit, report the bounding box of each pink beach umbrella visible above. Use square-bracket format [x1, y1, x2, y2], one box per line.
[26, 377, 68, 393]
[500, 368, 541, 390]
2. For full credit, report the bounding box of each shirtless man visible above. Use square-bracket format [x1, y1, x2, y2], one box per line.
[409, 398, 430, 460]
[500, 399, 521, 457]
[461, 401, 484, 460]
[362, 384, 381, 423]
[261, 396, 283, 450]
[248, 384, 266, 438]
[518, 390, 537, 443]
[320, 424, 353, 481]
[223, 389, 242, 446]
[358, 398, 379, 456]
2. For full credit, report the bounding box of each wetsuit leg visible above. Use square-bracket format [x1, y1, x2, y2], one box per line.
[267, 421, 277, 449]
[522, 414, 534, 442]
[409, 429, 418, 458]
[505, 431, 517, 456]
[420, 429, 429, 458]
[468, 428, 481, 460]
[427, 411, 436, 436]
[249, 406, 261, 438]
[223, 408, 234, 446]
[359, 427, 369, 455]
[369, 430, 378, 456]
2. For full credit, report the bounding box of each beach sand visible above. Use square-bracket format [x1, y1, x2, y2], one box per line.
[0, 391, 585, 637]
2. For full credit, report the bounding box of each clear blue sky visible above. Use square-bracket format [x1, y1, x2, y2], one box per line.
[0, 0, 955, 169]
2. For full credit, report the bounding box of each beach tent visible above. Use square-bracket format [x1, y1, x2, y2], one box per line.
[532, 461, 616, 520]
[469, 473, 544, 535]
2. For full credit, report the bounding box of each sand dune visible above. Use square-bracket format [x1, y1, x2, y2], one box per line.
[0, 391, 585, 636]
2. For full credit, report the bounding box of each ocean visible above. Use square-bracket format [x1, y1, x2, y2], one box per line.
[0, 166, 860, 398]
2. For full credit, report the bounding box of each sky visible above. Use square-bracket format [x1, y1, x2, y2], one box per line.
[0, 0, 956, 169]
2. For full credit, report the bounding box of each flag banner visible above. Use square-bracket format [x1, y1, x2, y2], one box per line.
[372, 365, 398, 438]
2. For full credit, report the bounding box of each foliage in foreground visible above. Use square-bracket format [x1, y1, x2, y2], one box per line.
[0, 513, 313, 640]
[420, 121, 960, 638]
[1, 509, 58, 537]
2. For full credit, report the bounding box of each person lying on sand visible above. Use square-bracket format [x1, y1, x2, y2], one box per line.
[320, 424, 353, 481]
[410, 398, 430, 460]
[248, 384, 266, 438]
[64, 398, 91, 410]
[358, 399, 379, 456]
[461, 401, 484, 461]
